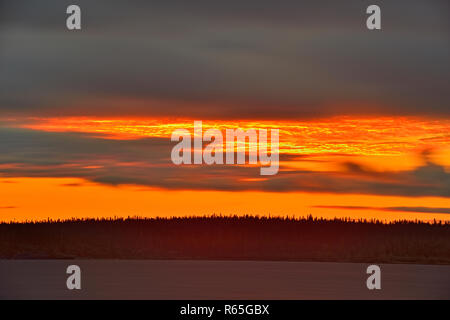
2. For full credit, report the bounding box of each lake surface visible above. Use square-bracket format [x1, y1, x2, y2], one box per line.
[0, 260, 449, 299]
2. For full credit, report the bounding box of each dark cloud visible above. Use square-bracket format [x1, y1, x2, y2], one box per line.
[0, 0, 449, 119]
[388, 207, 450, 214]
[313, 205, 450, 215]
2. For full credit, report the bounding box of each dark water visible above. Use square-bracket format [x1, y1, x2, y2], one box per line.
[0, 260, 449, 299]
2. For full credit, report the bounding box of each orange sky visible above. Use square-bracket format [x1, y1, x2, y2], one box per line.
[1, 116, 449, 223]
[23, 116, 450, 156]
[1, 177, 449, 223]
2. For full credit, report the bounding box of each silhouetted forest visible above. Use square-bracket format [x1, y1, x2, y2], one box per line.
[0, 215, 449, 264]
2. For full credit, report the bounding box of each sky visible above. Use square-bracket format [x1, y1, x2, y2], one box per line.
[0, 0, 449, 222]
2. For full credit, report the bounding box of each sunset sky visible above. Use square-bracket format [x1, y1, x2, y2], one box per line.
[0, 1, 449, 222]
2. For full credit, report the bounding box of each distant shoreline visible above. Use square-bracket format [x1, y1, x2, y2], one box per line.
[1, 215, 449, 264]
